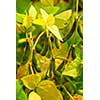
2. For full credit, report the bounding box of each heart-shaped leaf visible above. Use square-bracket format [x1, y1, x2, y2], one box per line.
[29, 91, 41, 100]
[36, 80, 63, 100]
[21, 74, 41, 90]
[62, 56, 82, 78]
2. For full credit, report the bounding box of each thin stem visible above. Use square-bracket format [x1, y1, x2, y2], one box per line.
[32, 31, 44, 50]
[27, 32, 34, 74]
[76, 0, 79, 12]
[48, 36, 53, 58]
[76, 0, 79, 19]
[55, 56, 68, 61]
[62, 85, 74, 100]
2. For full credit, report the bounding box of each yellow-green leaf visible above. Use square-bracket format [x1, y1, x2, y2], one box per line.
[33, 18, 45, 26]
[21, 74, 41, 90]
[40, 8, 48, 23]
[23, 15, 32, 29]
[29, 5, 37, 20]
[55, 9, 72, 21]
[47, 25, 63, 41]
[36, 80, 63, 100]
[40, 0, 54, 6]
[62, 56, 82, 78]
[47, 15, 55, 26]
[16, 13, 25, 23]
[29, 91, 41, 100]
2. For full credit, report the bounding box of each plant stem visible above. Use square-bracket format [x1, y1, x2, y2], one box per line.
[32, 31, 45, 50]
[62, 85, 74, 100]
[76, 0, 79, 13]
[76, 0, 79, 19]
[27, 32, 34, 74]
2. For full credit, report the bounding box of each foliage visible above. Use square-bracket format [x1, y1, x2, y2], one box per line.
[16, 0, 83, 100]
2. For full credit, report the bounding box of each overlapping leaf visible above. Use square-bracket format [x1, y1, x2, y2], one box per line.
[62, 56, 82, 78]
[21, 74, 41, 90]
[36, 80, 63, 100]
[29, 91, 41, 100]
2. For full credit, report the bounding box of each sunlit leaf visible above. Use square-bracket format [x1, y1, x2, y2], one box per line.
[16, 13, 25, 23]
[43, 6, 59, 15]
[47, 25, 63, 41]
[35, 53, 51, 72]
[40, 8, 48, 23]
[21, 74, 41, 90]
[47, 15, 55, 26]
[16, 80, 27, 100]
[36, 80, 63, 100]
[55, 9, 72, 21]
[29, 91, 41, 100]
[23, 15, 33, 29]
[62, 56, 82, 78]
[33, 18, 45, 26]
[40, 0, 54, 6]
[29, 5, 37, 20]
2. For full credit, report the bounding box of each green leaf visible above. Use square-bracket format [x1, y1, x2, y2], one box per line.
[40, 8, 48, 23]
[62, 56, 82, 78]
[16, 0, 31, 13]
[55, 18, 66, 29]
[16, 80, 27, 100]
[36, 80, 63, 100]
[55, 9, 72, 21]
[47, 25, 63, 41]
[21, 74, 41, 90]
[29, 5, 37, 20]
[43, 6, 59, 15]
[16, 13, 25, 23]
[40, 0, 54, 6]
[29, 91, 42, 100]
[23, 15, 33, 29]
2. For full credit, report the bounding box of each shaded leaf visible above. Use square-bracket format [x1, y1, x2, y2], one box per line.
[35, 53, 51, 72]
[47, 25, 63, 41]
[40, 0, 54, 6]
[21, 74, 41, 90]
[29, 5, 37, 20]
[29, 91, 41, 100]
[36, 80, 63, 100]
[16, 64, 29, 79]
[16, 0, 31, 13]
